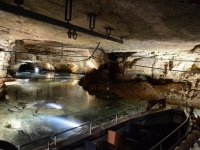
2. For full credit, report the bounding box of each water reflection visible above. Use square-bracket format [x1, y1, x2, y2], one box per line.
[1, 72, 142, 148]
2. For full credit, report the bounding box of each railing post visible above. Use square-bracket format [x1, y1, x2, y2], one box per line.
[47, 137, 50, 150]
[115, 113, 118, 123]
[137, 104, 140, 114]
[54, 135, 57, 147]
[149, 104, 151, 112]
[17, 146, 21, 150]
[136, 107, 139, 116]
[178, 128, 181, 139]
[89, 123, 93, 134]
[159, 143, 162, 150]
[186, 101, 188, 112]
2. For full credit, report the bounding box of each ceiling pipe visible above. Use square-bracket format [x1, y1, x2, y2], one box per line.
[0, 1, 123, 44]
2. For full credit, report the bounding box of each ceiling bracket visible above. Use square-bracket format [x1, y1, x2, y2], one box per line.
[68, 29, 77, 40]
[105, 27, 113, 36]
[15, 0, 24, 15]
[65, 0, 72, 22]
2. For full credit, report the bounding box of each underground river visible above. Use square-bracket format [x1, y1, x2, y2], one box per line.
[0, 71, 145, 149]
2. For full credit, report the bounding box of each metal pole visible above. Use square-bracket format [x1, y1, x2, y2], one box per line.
[54, 135, 57, 146]
[115, 114, 118, 123]
[17, 146, 21, 150]
[47, 137, 50, 150]
[149, 104, 151, 112]
[136, 108, 139, 116]
[89, 123, 92, 134]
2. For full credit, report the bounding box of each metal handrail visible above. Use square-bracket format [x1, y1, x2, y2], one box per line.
[17, 101, 148, 150]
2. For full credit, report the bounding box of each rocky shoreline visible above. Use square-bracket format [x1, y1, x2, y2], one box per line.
[79, 66, 200, 109]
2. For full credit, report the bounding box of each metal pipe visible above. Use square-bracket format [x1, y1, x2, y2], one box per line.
[54, 135, 57, 147]
[89, 123, 92, 134]
[0, 2, 123, 43]
[47, 137, 50, 150]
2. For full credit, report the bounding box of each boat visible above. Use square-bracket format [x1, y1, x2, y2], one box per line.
[1, 98, 200, 150]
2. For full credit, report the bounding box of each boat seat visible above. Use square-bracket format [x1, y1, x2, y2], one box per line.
[90, 130, 136, 150]
[123, 122, 160, 141]
[106, 130, 136, 150]
[123, 122, 140, 141]
[122, 122, 160, 149]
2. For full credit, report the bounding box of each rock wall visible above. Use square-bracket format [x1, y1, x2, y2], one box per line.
[122, 51, 200, 89]
[79, 51, 200, 108]
[8, 44, 106, 74]
[0, 48, 13, 99]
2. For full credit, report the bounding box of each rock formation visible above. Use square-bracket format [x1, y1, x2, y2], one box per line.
[79, 52, 200, 108]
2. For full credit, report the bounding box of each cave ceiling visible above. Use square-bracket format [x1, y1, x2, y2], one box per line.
[1, 0, 200, 55]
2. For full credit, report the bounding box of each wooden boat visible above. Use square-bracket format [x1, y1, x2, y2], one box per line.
[1, 98, 200, 150]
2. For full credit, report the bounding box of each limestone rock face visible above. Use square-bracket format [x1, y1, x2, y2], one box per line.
[0, 0, 200, 101]
[1, 0, 200, 51]
[79, 53, 200, 108]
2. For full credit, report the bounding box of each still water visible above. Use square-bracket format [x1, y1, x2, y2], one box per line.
[1, 71, 144, 149]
